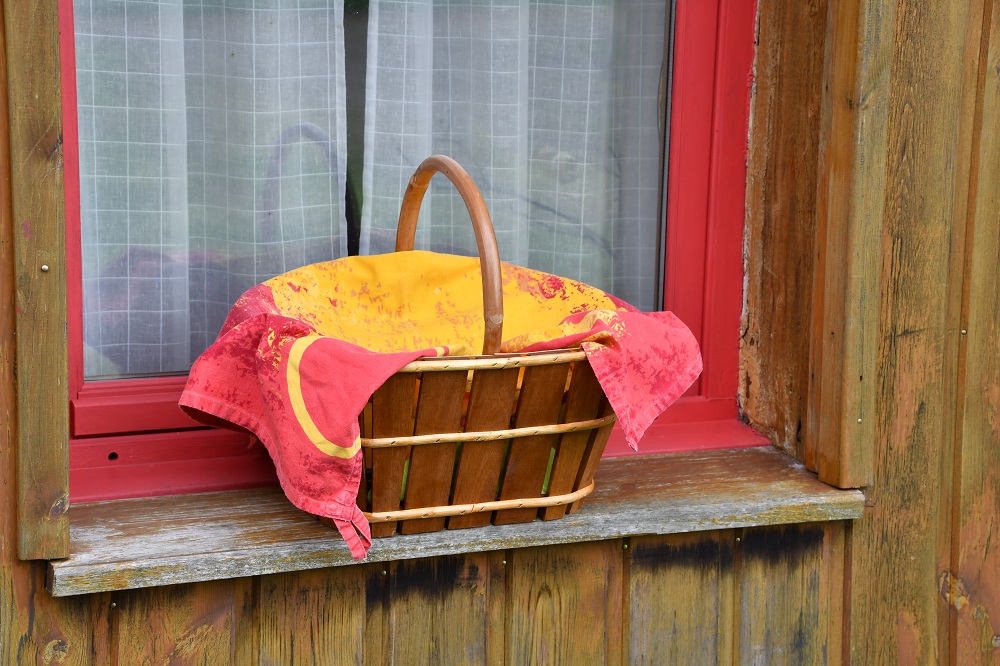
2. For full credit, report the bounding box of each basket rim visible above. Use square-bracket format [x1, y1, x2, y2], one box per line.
[363, 481, 596, 523]
[398, 348, 587, 372]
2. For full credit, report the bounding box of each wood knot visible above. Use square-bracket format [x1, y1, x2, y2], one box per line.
[38, 129, 63, 162]
[42, 638, 69, 664]
[48, 495, 69, 519]
[939, 570, 969, 611]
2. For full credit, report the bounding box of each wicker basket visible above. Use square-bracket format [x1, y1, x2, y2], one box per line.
[349, 155, 617, 537]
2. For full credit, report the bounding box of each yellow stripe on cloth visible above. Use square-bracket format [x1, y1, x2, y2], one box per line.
[287, 336, 362, 459]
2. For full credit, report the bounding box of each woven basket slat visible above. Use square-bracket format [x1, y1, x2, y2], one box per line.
[369, 373, 418, 537]
[399, 370, 468, 534]
[330, 157, 618, 538]
[493, 362, 572, 526]
[540, 361, 606, 521]
[567, 398, 617, 514]
[445, 366, 521, 529]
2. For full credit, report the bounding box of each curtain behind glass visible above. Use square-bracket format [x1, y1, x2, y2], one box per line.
[74, 0, 348, 379]
[361, 0, 665, 310]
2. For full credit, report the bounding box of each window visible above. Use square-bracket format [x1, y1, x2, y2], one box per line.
[61, 0, 762, 503]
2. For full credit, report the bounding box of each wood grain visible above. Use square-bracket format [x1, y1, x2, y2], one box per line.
[400, 370, 467, 534]
[493, 363, 569, 525]
[541, 362, 604, 521]
[741, 0, 828, 463]
[0, 7, 115, 663]
[49, 447, 864, 597]
[507, 540, 623, 665]
[953, 1, 1000, 659]
[4, 0, 70, 560]
[363, 562, 388, 666]
[369, 373, 418, 537]
[256, 567, 365, 665]
[449, 367, 520, 529]
[386, 554, 491, 664]
[113, 579, 252, 665]
[844, 1, 977, 662]
[808, 0, 892, 489]
[626, 532, 735, 664]
[736, 524, 829, 664]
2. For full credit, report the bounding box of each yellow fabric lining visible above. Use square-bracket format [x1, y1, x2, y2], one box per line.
[268, 250, 619, 355]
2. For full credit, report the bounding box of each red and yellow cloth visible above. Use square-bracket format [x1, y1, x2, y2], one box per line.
[180, 251, 702, 559]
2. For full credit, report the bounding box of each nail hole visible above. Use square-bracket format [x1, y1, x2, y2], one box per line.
[108, 452, 119, 461]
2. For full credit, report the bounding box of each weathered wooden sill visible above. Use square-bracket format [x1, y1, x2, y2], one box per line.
[48, 446, 864, 597]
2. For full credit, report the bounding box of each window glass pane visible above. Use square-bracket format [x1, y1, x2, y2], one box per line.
[75, 0, 349, 379]
[361, 0, 668, 310]
[74, 0, 668, 380]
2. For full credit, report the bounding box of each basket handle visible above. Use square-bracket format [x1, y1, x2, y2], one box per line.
[395, 155, 504, 355]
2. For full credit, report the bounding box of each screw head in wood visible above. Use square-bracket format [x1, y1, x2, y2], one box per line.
[857, 418, 863, 423]
[735, 536, 741, 543]
[993, 635, 1000, 648]
[381, 570, 387, 576]
[40, 264, 50, 272]
[502, 560, 506, 566]
[961, 329, 968, 335]
[110, 602, 116, 609]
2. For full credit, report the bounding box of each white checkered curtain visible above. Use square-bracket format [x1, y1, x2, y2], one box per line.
[361, 0, 666, 311]
[74, 0, 349, 378]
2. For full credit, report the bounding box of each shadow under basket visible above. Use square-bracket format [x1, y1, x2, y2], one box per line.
[343, 350, 616, 537]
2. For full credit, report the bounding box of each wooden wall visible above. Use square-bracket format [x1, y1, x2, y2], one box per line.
[743, 0, 1000, 663]
[0, 523, 847, 664]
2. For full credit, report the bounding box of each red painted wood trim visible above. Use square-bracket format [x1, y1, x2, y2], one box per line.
[70, 429, 278, 502]
[60, 0, 84, 402]
[71, 376, 199, 436]
[700, 0, 757, 399]
[662, 0, 720, 396]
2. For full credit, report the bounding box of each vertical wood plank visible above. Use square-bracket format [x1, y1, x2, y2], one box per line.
[449, 368, 519, 530]
[507, 540, 623, 665]
[401, 370, 468, 534]
[494, 363, 569, 526]
[566, 400, 615, 514]
[370, 373, 418, 537]
[736, 524, 828, 665]
[844, 1, 977, 663]
[808, 0, 894, 489]
[114, 579, 253, 665]
[363, 562, 389, 666]
[626, 531, 736, 665]
[256, 567, 365, 665]
[4, 0, 69, 560]
[0, 8, 111, 659]
[822, 522, 847, 666]
[541, 362, 604, 521]
[0, 563, 111, 666]
[386, 553, 492, 665]
[741, 0, 828, 463]
[954, 2, 1000, 659]
[486, 550, 507, 666]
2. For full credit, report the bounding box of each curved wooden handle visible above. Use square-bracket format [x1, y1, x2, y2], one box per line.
[396, 155, 504, 355]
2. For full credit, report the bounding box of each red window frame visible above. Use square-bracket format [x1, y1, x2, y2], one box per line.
[62, 0, 766, 503]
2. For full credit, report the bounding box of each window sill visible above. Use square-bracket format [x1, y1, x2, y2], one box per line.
[48, 446, 864, 597]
